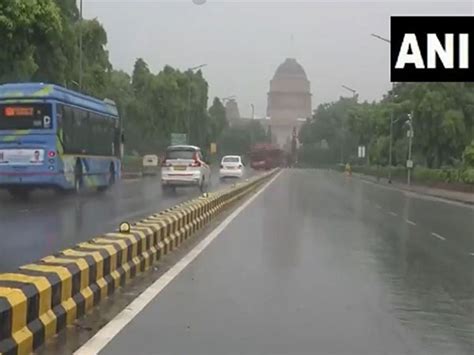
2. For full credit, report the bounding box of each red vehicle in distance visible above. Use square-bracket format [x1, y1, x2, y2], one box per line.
[249, 143, 284, 170]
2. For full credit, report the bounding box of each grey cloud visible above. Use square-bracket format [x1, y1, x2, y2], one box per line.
[85, 1, 473, 116]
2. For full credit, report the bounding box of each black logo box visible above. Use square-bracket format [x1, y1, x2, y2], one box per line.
[391, 16, 474, 82]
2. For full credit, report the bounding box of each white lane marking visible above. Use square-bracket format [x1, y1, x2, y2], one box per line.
[406, 219, 417, 226]
[74, 171, 282, 355]
[431, 232, 446, 241]
[470, 253, 474, 256]
[389, 211, 398, 216]
[375, 204, 382, 209]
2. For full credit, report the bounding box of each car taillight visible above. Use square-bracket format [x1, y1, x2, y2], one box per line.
[48, 150, 56, 158]
[161, 160, 171, 167]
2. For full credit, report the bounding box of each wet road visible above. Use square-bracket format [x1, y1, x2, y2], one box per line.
[101, 169, 474, 355]
[0, 170, 252, 271]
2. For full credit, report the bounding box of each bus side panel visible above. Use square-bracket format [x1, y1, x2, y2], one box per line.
[60, 155, 120, 189]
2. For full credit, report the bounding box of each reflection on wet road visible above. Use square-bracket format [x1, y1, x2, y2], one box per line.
[0, 170, 252, 271]
[102, 169, 474, 355]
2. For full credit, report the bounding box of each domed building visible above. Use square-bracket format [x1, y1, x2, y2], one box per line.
[267, 58, 312, 148]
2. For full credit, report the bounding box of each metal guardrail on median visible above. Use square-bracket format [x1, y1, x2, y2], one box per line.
[0, 169, 278, 355]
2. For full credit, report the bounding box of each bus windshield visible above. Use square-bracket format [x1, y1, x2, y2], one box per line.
[0, 103, 52, 130]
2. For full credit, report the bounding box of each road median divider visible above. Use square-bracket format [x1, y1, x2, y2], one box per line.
[0, 169, 278, 355]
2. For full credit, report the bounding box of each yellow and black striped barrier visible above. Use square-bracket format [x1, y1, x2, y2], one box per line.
[0, 169, 278, 355]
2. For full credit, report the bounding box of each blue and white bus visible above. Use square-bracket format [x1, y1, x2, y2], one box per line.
[0, 83, 123, 198]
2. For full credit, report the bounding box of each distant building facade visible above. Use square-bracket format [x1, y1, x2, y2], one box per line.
[225, 99, 241, 126]
[266, 58, 312, 148]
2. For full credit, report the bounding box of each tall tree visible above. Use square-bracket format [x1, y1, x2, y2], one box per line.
[132, 58, 151, 95]
[78, 18, 112, 97]
[208, 97, 228, 142]
[218, 120, 266, 157]
[0, 0, 64, 82]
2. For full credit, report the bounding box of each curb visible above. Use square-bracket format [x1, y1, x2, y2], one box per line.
[352, 173, 474, 206]
[0, 170, 278, 355]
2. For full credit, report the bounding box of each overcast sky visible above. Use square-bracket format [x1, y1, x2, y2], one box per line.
[84, 0, 473, 117]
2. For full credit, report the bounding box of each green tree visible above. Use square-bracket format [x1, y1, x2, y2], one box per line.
[78, 18, 112, 97]
[208, 97, 228, 142]
[299, 83, 474, 169]
[462, 141, 474, 167]
[131, 58, 151, 95]
[299, 97, 358, 165]
[0, 0, 64, 82]
[218, 120, 266, 157]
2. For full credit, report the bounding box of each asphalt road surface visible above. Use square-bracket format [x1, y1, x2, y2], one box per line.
[0, 169, 254, 271]
[99, 169, 474, 355]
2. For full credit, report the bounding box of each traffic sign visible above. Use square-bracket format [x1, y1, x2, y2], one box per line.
[171, 133, 187, 145]
[210, 142, 217, 154]
[406, 159, 413, 168]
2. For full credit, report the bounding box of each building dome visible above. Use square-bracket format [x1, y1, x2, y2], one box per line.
[267, 58, 312, 148]
[274, 58, 307, 79]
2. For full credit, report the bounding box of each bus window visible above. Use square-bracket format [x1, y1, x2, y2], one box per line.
[58, 104, 119, 156]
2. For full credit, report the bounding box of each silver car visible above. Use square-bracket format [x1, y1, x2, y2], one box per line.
[161, 145, 211, 192]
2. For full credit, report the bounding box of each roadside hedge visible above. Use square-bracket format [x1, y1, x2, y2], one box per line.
[349, 165, 474, 185]
[122, 155, 143, 173]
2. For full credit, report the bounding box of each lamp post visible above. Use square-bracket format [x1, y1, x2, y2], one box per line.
[388, 114, 401, 183]
[371, 33, 397, 181]
[370, 33, 391, 44]
[340, 85, 358, 164]
[341, 85, 357, 99]
[406, 113, 414, 186]
[187, 64, 207, 143]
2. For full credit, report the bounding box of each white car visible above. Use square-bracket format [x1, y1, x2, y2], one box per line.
[219, 155, 245, 179]
[161, 145, 211, 192]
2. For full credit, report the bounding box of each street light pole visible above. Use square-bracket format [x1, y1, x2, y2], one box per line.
[187, 84, 191, 142]
[341, 85, 357, 99]
[371, 33, 397, 181]
[407, 112, 414, 186]
[388, 112, 402, 183]
[340, 85, 358, 165]
[370, 33, 391, 43]
[186, 64, 207, 143]
[79, 0, 83, 90]
[389, 110, 394, 182]
[388, 108, 400, 183]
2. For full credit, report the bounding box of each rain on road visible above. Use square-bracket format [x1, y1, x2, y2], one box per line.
[0, 171, 251, 271]
[100, 169, 474, 355]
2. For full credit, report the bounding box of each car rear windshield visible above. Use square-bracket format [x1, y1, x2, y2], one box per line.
[0, 103, 52, 130]
[166, 149, 196, 160]
[223, 157, 240, 163]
